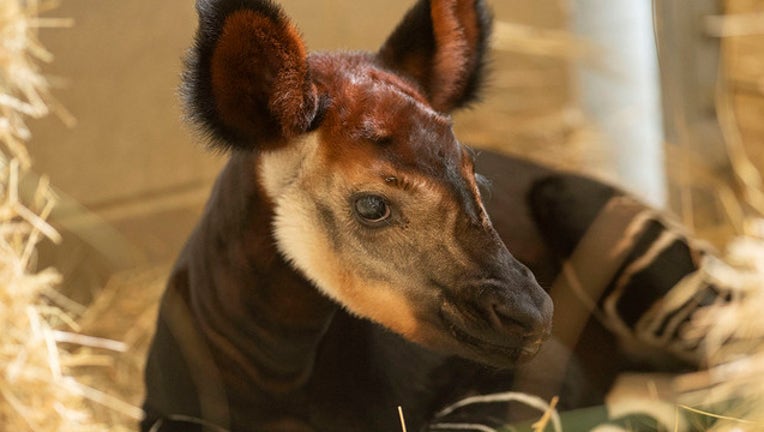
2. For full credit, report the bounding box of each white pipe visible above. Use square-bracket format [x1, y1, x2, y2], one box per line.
[572, 0, 667, 208]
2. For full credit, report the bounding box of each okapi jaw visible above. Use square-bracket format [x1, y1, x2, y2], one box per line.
[257, 53, 553, 368]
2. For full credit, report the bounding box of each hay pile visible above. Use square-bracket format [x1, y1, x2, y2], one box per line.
[673, 232, 764, 430]
[0, 1, 137, 430]
[671, 2, 764, 429]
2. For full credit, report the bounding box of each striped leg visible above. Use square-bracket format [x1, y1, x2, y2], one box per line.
[528, 174, 733, 368]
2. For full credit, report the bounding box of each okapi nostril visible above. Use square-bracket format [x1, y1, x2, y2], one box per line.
[476, 288, 552, 341]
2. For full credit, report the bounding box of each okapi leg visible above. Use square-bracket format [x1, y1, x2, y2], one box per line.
[529, 174, 731, 362]
[517, 174, 733, 409]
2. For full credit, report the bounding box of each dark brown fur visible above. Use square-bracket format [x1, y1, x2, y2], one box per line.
[184, 0, 318, 149]
[143, 1, 715, 431]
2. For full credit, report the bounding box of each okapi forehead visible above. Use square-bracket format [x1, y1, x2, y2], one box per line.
[308, 53, 468, 188]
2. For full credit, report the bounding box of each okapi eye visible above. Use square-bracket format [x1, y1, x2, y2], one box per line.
[353, 194, 391, 225]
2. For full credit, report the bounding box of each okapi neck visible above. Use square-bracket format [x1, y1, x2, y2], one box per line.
[184, 151, 338, 392]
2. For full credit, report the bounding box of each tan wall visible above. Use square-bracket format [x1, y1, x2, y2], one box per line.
[31, 0, 570, 270]
[32, 1, 220, 206]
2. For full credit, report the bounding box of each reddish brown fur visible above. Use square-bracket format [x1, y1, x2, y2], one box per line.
[211, 10, 317, 146]
[379, 0, 488, 113]
[309, 54, 463, 185]
[430, 0, 476, 109]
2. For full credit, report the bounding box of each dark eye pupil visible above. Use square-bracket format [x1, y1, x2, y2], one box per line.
[355, 195, 388, 222]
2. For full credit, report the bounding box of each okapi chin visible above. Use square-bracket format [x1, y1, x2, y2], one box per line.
[143, 0, 729, 431]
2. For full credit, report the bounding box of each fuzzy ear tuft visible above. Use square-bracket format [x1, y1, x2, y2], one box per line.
[378, 0, 492, 113]
[184, 0, 318, 151]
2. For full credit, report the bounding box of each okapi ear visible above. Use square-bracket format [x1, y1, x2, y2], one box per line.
[378, 0, 492, 113]
[184, 0, 319, 150]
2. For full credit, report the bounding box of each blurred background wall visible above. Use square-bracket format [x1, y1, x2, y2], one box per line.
[30, 0, 573, 276]
[28, 0, 761, 287]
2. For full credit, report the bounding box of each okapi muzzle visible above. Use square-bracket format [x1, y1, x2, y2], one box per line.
[437, 222, 554, 366]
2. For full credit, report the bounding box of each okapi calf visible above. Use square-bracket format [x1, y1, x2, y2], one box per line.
[143, 0, 725, 430]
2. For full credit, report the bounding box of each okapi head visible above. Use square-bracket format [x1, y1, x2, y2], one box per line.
[185, 0, 553, 367]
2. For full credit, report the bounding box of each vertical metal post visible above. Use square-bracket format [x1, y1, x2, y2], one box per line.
[572, 0, 667, 207]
